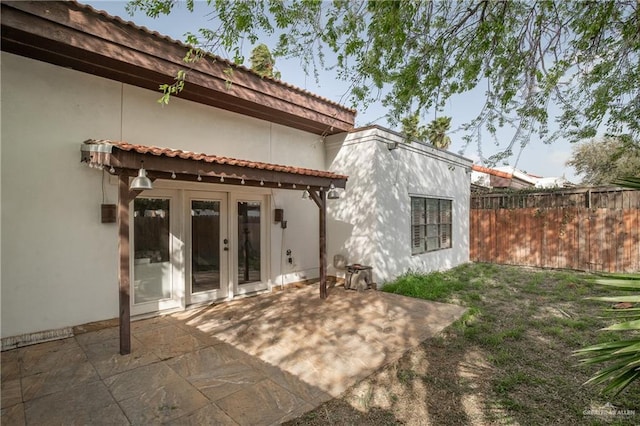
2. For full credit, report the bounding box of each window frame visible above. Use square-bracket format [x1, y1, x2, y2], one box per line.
[411, 196, 452, 255]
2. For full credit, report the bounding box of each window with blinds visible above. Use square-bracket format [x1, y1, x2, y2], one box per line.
[411, 197, 452, 254]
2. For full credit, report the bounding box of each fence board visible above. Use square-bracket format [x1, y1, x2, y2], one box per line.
[626, 209, 640, 272]
[470, 189, 640, 273]
[534, 209, 542, 267]
[566, 208, 578, 270]
[577, 209, 588, 271]
[490, 210, 497, 263]
[548, 209, 558, 269]
[470, 207, 477, 260]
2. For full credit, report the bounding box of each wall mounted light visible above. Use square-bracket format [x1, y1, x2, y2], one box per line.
[130, 161, 153, 190]
[274, 208, 284, 222]
[302, 190, 309, 199]
[197, 172, 202, 181]
[171, 171, 176, 179]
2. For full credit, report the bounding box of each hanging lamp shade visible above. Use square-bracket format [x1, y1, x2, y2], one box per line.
[327, 183, 340, 200]
[130, 161, 153, 190]
[327, 188, 340, 199]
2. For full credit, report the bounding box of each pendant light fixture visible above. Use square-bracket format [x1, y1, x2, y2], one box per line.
[327, 183, 340, 200]
[130, 161, 153, 190]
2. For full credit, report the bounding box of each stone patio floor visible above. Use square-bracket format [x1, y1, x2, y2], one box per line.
[1, 284, 466, 425]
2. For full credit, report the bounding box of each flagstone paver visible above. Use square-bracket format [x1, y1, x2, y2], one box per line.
[24, 381, 128, 425]
[1, 378, 21, 409]
[1, 403, 25, 426]
[0, 284, 465, 425]
[163, 404, 239, 426]
[215, 379, 310, 426]
[81, 335, 161, 379]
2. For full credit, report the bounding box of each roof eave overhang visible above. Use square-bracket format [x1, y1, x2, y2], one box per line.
[81, 142, 348, 190]
[1, 1, 355, 136]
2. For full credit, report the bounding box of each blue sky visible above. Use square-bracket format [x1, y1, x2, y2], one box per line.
[87, 1, 580, 181]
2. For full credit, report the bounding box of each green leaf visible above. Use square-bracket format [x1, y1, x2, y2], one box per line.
[575, 340, 633, 354]
[603, 319, 640, 331]
[595, 279, 640, 290]
[612, 341, 640, 354]
[131, 0, 640, 161]
[589, 296, 640, 303]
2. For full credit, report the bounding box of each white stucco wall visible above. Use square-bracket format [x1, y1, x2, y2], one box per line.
[327, 127, 472, 284]
[1, 52, 323, 338]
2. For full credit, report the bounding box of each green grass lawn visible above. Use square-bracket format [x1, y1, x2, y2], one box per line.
[288, 263, 640, 426]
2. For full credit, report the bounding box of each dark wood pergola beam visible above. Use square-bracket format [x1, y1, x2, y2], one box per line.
[83, 148, 347, 190]
[117, 175, 132, 355]
[118, 172, 148, 355]
[308, 189, 328, 299]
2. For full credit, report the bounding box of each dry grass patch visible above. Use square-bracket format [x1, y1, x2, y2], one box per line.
[285, 263, 640, 425]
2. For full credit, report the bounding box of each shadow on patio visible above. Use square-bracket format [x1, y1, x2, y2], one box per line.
[1, 284, 465, 425]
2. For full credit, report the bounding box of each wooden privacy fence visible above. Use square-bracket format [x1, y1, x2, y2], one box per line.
[470, 187, 640, 273]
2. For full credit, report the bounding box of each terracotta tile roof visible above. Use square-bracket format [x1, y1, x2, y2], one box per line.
[472, 164, 512, 179]
[86, 140, 348, 180]
[75, 1, 356, 114]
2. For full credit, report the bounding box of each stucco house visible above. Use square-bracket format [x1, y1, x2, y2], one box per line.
[326, 128, 472, 284]
[1, 1, 472, 351]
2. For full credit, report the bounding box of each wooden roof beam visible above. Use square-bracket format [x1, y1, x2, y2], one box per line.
[1, 1, 356, 135]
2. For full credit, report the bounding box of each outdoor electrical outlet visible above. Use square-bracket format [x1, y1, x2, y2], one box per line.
[286, 249, 292, 264]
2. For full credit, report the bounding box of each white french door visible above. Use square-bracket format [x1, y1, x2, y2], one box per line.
[131, 190, 182, 316]
[232, 194, 268, 295]
[131, 188, 268, 316]
[187, 191, 229, 304]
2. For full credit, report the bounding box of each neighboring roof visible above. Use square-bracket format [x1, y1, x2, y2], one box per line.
[82, 139, 348, 189]
[471, 164, 532, 189]
[472, 164, 576, 191]
[493, 166, 538, 185]
[471, 164, 512, 179]
[1, 1, 356, 135]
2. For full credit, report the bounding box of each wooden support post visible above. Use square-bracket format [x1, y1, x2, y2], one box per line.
[319, 189, 327, 299]
[309, 189, 328, 299]
[118, 174, 131, 355]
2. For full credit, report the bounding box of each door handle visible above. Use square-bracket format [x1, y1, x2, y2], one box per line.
[223, 238, 229, 251]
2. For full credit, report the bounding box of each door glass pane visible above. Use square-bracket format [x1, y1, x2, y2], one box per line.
[133, 198, 171, 304]
[237, 201, 261, 284]
[191, 200, 221, 293]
